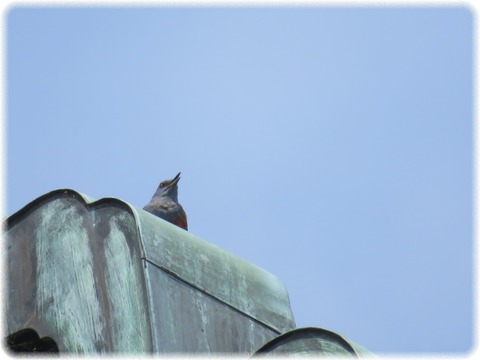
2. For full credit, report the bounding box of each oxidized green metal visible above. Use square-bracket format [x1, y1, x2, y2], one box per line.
[5, 189, 373, 356]
[5, 189, 296, 354]
[254, 327, 373, 357]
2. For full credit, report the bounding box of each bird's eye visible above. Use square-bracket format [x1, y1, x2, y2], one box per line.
[160, 182, 165, 188]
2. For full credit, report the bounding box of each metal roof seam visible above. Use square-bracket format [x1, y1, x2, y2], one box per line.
[143, 257, 283, 335]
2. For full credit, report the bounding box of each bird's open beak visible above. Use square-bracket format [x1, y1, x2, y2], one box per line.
[170, 172, 181, 186]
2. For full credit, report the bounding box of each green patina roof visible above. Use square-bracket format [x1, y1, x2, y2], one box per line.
[5, 189, 372, 356]
[5, 188, 295, 353]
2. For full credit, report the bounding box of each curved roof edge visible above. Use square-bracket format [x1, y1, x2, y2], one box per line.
[6, 188, 296, 334]
[254, 326, 374, 357]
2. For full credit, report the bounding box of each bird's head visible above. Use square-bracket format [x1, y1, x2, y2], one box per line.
[153, 172, 181, 200]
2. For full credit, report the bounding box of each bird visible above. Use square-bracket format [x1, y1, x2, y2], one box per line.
[143, 172, 188, 230]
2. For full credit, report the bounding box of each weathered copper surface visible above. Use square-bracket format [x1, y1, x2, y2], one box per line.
[254, 327, 373, 357]
[5, 189, 296, 354]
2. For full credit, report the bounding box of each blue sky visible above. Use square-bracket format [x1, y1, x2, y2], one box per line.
[5, 4, 474, 354]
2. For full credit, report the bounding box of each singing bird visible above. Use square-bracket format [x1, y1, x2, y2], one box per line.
[143, 172, 188, 230]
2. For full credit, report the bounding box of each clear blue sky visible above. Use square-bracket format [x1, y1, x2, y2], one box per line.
[5, 4, 474, 354]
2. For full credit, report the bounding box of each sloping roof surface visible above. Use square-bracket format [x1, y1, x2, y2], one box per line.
[5, 189, 295, 354]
